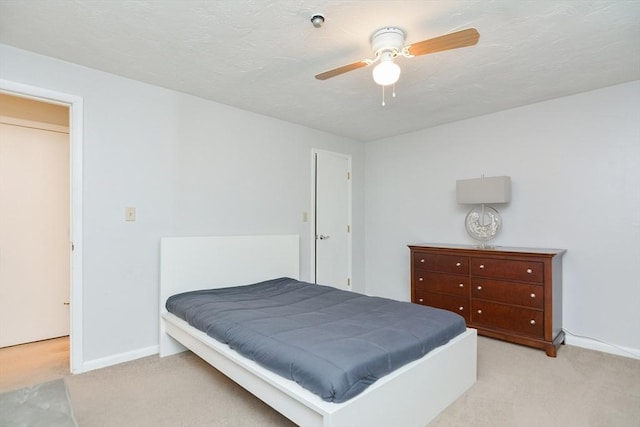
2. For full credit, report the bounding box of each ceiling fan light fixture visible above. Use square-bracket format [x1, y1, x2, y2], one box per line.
[372, 54, 401, 86]
[314, 26, 480, 102]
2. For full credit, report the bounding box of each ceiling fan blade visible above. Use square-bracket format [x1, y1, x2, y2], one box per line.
[406, 28, 479, 57]
[315, 60, 369, 80]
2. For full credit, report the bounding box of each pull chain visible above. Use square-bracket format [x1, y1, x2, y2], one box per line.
[381, 84, 397, 106]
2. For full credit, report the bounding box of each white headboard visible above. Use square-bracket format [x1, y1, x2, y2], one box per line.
[159, 234, 299, 356]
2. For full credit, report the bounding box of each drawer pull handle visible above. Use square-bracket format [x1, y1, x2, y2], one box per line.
[418, 277, 423, 281]
[459, 306, 464, 311]
[420, 259, 425, 263]
[456, 262, 461, 267]
[477, 310, 482, 314]
[530, 320, 536, 325]
[479, 264, 485, 269]
[477, 285, 482, 291]
[527, 268, 533, 274]
[459, 283, 464, 288]
[418, 298, 424, 302]
[530, 293, 536, 298]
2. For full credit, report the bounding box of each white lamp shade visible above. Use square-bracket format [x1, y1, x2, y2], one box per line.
[456, 176, 511, 204]
[372, 60, 401, 86]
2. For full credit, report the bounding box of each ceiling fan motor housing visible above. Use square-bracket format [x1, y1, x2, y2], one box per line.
[371, 27, 406, 57]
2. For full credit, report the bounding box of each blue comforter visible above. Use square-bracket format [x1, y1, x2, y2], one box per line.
[166, 277, 465, 403]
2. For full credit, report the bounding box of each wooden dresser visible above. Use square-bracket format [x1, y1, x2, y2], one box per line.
[409, 244, 565, 357]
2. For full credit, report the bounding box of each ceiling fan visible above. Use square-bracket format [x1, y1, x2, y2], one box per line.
[315, 27, 480, 87]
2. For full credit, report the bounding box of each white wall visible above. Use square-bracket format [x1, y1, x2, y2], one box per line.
[0, 44, 366, 367]
[365, 80, 640, 356]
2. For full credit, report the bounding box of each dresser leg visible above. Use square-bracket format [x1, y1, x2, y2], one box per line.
[545, 330, 566, 357]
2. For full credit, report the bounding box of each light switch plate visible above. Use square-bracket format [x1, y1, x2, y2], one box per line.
[125, 207, 136, 221]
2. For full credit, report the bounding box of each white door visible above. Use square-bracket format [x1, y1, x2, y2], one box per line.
[313, 150, 351, 290]
[0, 122, 70, 347]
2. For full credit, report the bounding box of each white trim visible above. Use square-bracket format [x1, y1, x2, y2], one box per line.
[310, 151, 316, 282]
[83, 345, 159, 373]
[564, 332, 640, 360]
[310, 149, 353, 288]
[0, 79, 84, 373]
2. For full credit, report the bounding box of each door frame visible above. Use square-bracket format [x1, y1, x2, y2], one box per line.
[310, 148, 352, 286]
[0, 79, 84, 373]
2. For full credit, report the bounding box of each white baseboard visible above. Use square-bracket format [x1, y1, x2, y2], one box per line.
[564, 334, 640, 360]
[72, 335, 640, 374]
[79, 345, 159, 373]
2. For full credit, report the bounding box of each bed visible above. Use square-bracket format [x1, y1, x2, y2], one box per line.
[159, 235, 477, 427]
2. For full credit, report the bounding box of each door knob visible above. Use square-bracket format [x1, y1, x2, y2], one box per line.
[317, 235, 330, 240]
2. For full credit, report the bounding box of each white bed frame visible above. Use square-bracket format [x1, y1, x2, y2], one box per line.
[159, 235, 477, 427]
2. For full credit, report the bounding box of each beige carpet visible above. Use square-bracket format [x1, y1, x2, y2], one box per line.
[3, 336, 639, 426]
[66, 349, 294, 427]
[65, 337, 640, 427]
[429, 338, 640, 427]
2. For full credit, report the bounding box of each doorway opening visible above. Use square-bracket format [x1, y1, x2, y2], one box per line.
[0, 80, 84, 374]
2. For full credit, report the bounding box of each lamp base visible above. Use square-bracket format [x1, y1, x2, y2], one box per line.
[475, 242, 495, 249]
[465, 205, 501, 246]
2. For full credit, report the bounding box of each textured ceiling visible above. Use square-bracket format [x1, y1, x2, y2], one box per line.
[1, 1, 638, 141]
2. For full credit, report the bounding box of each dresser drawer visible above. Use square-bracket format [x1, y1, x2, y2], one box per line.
[471, 300, 543, 338]
[470, 258, 543, 283]
[471, 278, 543, 309]
[415, 290, 469, 322]
[414, 271, 468, 297]
[414, 252, 469, 274]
